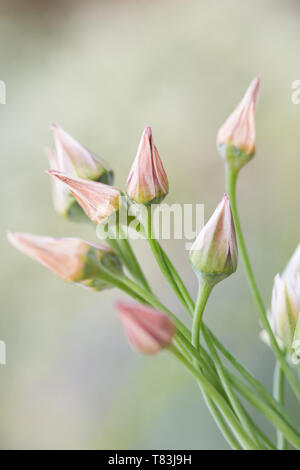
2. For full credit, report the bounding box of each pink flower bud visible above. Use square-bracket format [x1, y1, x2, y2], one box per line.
[189, 194, 238, 283]
[45, 147, 84, 220]
[50, 123, 113, 184]
[115, 301, 175, 354]
[47, 170, 121, 225]
[7, 232, 122, 288]
[126, 126, 169, 204]
[217, 74, 260, 170]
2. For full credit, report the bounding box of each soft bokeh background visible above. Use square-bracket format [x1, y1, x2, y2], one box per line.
[1, 0, 300, 449]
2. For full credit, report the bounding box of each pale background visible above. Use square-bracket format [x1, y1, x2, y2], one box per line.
[1, 0, 300, 449]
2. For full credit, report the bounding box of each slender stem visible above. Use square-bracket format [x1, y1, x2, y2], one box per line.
[190, 279, 255, 449]
[226, 165, 300, 401]
[178, 330, 300, 448]
[170, 346, 259, 450]
[145, 208, 188, 308]
[204, 329, 265, 448]
[192, 279, 213, 350]
[273, 360, 287, 450]
[202, 394, 242, 450]
[207, 328, 300, 433]
[156, 241, 195, 314]
[118, 225, 151, 291]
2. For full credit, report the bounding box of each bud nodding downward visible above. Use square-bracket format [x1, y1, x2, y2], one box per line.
[115, 301, 175, 354]
[47, 170, 121, 225]
[126, 126, 169, 204]
[189, 194, 238, 284]
[217, 74, 260, 172]
[7, 232, 123, 290]
[50, 123, 114, 184]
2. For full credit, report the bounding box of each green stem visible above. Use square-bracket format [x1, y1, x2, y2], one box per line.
[145, 208, 188, 308]
[202, 394, 242, 450]
[170, 346, 259, 450]
[190, 279, 258, 449]
[117, 225, 151, 291]
[192, 279, 213, 350]
[226, 166, 300, 401]
[178, 331, 300, 448]
[273, 360, 287, 450]
[207, 328, 300, 433]
[204, 329, 265, 449]
[192, 280, 265, 449]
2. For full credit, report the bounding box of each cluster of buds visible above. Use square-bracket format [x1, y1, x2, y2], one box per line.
[263, 247, 300, 363]
[8, 124, 171, 345]
[9, 76, 264, 356]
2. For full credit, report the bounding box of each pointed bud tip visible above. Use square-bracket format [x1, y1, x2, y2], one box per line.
[49, 122, 59, 130]
[144, 125, 152, 137]
[217, 74, 261, 166]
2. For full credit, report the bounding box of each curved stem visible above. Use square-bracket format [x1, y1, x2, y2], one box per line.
[204, 328, 265, 449]
[192, 279, 213, 350]
[226, 166, 300, 401]
[273, 360, 287, 450]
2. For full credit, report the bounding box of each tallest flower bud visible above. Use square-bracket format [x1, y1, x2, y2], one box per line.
[217, 74, 260, 172]
[126, 126, 169, 204]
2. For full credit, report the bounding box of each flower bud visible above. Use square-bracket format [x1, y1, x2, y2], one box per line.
[47, 170, 121, 225]
[115, 301, 175, 354]
[189, 194, 238, 284]
[50, 123, 114, 184]
[283, 244, 300, 279]
[217, 74, 260, 172]
[126, 126, 168, 204]
[268, 274, 300, 349]
[7, 232, 122, 289]
[45, 147, 85, 220]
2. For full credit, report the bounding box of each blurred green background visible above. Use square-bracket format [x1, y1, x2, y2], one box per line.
[1, 0, 300, 449]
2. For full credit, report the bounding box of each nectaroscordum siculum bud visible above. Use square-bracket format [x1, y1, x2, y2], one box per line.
[47, 170, 121, 225]
[217, 74, 260, 173]
[189, 194, 238, 286]
[45, 147, 86, 221]
[267, 274, 300, 352]
[115, 301, 175, 354]
[126, 126, 169, 205]
[50, 123, 114, 184]
[7, 232, 123, 291]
